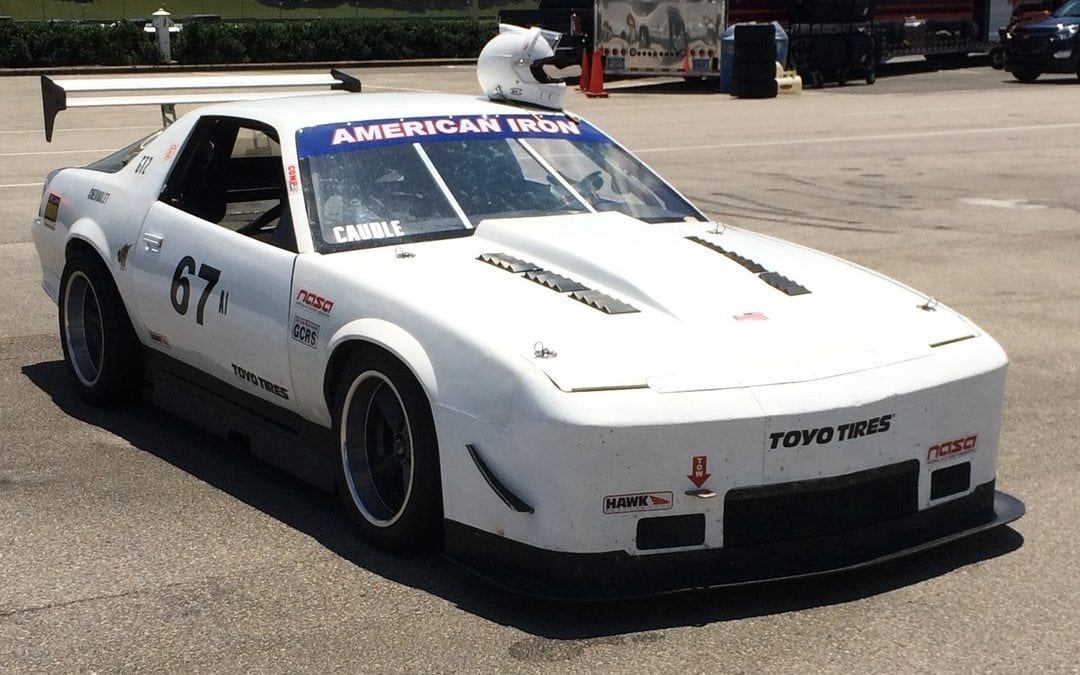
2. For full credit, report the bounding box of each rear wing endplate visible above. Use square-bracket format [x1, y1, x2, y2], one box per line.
[41, 69, 362, 142]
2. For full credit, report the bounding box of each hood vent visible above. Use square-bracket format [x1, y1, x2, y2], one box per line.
[477, 252, 542, 274]
[477, 252, 639, 315]
[759, 271, 810, 296]
[523, 269, 590, 293]
[687, 236, 812, 296]
[569, 290, 639, 315]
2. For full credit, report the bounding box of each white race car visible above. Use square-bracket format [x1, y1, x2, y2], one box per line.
[32, 26, 1023, 598]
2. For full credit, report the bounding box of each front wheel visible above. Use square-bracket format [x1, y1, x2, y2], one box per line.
[58, 248, 142, 404]
[989, 47, 1005, 70]
[333, 351, 442, 553]
[1013, 68, 1040, 83]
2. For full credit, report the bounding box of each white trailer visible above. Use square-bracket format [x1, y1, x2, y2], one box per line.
[595, 0, 723, 77]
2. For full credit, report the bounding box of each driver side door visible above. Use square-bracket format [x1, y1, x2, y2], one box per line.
[129, 115, 300, 411]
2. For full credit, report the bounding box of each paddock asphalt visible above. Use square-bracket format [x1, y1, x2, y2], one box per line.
[0, 63, 1077, 672]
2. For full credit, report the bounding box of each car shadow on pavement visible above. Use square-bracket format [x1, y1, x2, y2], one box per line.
[23, 357, 1024, 640]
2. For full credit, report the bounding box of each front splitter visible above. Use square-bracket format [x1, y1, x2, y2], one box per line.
[442, 483, 1025, 600]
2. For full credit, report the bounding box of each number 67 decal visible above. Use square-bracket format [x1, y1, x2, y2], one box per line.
[170, 255, 221, 325]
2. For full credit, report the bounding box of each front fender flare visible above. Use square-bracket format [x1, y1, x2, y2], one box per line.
[326, 318, 439, 403]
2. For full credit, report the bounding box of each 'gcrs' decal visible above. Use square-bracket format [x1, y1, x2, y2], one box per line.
[291, 316, 319, 349]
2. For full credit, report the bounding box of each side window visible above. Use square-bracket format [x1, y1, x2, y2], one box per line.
[161, 117, 297, 252]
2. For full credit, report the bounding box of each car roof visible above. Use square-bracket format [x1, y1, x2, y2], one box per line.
[192, 92, 562, 134]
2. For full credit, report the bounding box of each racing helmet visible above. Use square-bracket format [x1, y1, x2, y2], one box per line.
[478, 24, 566, 110]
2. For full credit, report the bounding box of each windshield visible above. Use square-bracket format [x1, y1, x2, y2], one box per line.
[296, 114, 704, 252]
[1056, 0, 1080, 17]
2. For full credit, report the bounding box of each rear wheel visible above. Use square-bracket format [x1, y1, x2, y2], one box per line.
[59, 248, 142, 404]
[1013, 68, 1040, 83]
[332, 350, 442, 553]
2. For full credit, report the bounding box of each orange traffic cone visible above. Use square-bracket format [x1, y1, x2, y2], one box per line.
[680, 50, 691, 73]
[585, 49, 608, 98]
[578, 47, 591, 91]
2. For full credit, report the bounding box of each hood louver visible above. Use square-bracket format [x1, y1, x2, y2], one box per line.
[687, 235, 811, 297]
[478, 252, 640, 315]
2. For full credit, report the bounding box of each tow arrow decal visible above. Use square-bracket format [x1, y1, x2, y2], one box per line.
[688, 455, 712, 488]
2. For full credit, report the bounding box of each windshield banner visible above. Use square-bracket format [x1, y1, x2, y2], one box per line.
[297, 114, 609, 157]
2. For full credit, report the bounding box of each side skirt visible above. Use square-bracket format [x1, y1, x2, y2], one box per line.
[144, 349, 336, 491]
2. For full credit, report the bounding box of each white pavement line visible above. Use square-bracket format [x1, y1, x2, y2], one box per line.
[0, 149, 113, 157]
[0, 183, 43, 189]
[633, 121, 1080, 154]
[835, 105, 999, 116]
[0, 125, 158, 135]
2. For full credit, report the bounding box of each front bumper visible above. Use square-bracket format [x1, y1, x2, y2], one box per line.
[1005, 40, 1080, 72]
[443, 481, 1024, 600]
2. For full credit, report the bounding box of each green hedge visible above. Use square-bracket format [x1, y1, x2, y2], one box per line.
[174, 19, 496, 63]
[0, 20, 163, 67]
[0, 18, 496, 68]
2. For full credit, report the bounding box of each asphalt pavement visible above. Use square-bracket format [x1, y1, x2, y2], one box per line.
[1, 62, 1077, 673]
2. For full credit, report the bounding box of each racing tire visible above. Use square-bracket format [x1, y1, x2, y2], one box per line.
[58, 248, 143, 404]
[332, 351, 442, 553]
[1012, 68, 1040, 83]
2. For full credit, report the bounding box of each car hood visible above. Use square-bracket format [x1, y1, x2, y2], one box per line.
[1015, 16, 1080, 34]
[326, 212, 980, 392]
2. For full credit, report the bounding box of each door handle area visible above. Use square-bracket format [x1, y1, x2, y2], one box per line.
[143, 233, 164, 252]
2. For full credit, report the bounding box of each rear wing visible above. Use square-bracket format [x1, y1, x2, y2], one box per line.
[40, 69, 362, 142]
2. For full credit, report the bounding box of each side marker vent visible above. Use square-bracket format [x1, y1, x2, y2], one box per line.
[478, 252, 639, 315]
[686, 236, 811, 296]
[466, 444, 534, 514]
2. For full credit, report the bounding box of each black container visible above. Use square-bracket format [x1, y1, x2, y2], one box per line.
[734, 24, 778, 99]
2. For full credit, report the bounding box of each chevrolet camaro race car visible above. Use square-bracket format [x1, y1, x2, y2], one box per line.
[31, 26, 1023, 599]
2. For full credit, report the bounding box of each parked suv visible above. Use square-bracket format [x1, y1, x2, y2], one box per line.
[1003, 0, 1080, 82]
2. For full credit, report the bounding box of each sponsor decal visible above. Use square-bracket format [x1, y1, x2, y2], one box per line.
[87, 188, 110, 205]
[733, 311, 768, 321]
[116, 243, 131, 270]
[133, 155, 153, 175]
[43, 193, 61, 227]
[295, 289, 334, 315]
[603, 491, 673, 514]
[164, 143, 178, 160]
[296, 114, 608, 158]
[287, 164, 300, 193]
[927, 434, 977, 463]
[291, 316, 319, 349]
[768, 414, 894, 450]
[688, 455, 712, 488]
[231, 363, 289, 400]
[332, 220, 403, 243]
